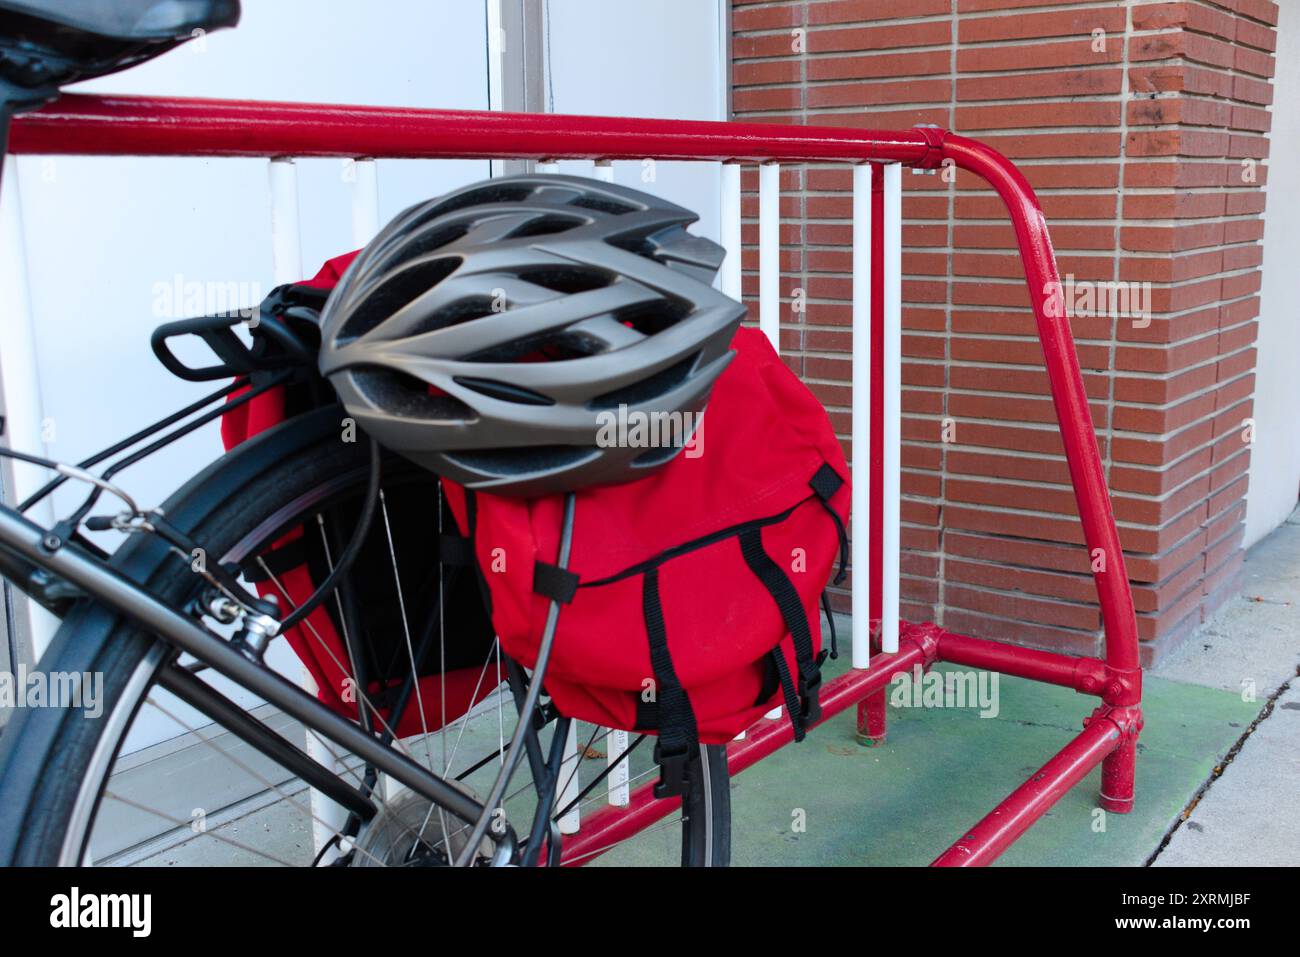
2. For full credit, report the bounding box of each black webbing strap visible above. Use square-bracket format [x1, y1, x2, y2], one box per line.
[821, 590, 839, 659]
[738, 528, 823, 727]
[241, 535, 311, 583]
[769, 645, 806, 743]
[809, 463, 849, 585]
[643, 567, 698, 798]
[633, 696, 659, 733]
[533, 562, 580, 604]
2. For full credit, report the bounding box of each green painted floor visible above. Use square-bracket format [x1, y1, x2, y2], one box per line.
[718, 657, 1259, 867]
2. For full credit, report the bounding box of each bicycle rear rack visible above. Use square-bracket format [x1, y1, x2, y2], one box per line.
[8, 93, 1143, 867]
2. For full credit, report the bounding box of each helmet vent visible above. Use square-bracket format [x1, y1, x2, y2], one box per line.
[615, 298, 691, 336]
[337, 257, 460, 344]
[517, 265, 611, 295]
[467, 330, 600, 363]
[569, 195, 638, 216]
[453, 376, 555, 406]
[587, 352, 699, 410]
[509, 214, 584, 238]
[406, 295, 496, 337]
[351, 367, 476, 422]
[401, 222, 471, 258]
[436, 184, 536, 216]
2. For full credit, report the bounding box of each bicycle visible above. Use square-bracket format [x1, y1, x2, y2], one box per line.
[0, 1, 729, 867]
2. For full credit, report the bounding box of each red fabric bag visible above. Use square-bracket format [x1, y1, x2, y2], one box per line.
[441, 326, 850, 795]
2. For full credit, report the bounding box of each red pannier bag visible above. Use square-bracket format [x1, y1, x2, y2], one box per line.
[221, 252, 498, 739]
[441, 326, 850, 796]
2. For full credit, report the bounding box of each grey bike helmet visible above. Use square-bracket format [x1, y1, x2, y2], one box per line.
[318, 174, 746, 497]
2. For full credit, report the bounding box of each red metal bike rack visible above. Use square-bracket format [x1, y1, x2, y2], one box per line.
[9, 94, 1142, 867]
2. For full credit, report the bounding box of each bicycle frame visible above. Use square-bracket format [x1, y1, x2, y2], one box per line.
[4, 93, 1143, 867]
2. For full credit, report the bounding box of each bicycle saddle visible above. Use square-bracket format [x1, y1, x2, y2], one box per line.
[0, 0, 239, 110]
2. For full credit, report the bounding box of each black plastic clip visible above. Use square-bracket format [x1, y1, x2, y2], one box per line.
[798, 651, 828, 726]
[652, 740, 690, 799]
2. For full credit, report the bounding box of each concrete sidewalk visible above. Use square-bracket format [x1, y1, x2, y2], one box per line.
[1149, 507, 1300, 867]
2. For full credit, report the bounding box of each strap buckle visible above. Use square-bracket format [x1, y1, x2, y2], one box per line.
[798, 655, 825, 726]
[652, 740, 690, 799]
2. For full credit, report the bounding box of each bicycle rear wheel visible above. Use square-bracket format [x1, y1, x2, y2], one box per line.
[0, 410, 729, 866]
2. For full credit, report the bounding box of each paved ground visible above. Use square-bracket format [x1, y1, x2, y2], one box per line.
[716, 660, 1259, 866]
[135, 507, 1299, 867]
[1148, 507, 1300, 867]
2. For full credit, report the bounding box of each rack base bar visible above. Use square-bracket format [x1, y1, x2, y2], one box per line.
[562, 620, 1144, 866]
[930, 713, 1124, 867]
[560, 631, 935, 865]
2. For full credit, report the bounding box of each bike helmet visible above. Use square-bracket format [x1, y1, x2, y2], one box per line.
[318, 174, 746, 497]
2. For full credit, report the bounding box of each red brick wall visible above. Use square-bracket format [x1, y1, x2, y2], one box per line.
[731, 0, 1279, 662]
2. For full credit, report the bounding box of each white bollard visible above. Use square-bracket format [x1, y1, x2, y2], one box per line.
[348, 158, 380, 246]
[720, 163, 742, 300]
[758, 162, 780, 351]
[851, 162, 874, 669]
[881, 163, 902, 654]
[556, 722, 581, 834]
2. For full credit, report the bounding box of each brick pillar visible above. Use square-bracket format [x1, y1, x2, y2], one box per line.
[730, 0, 1278, 662]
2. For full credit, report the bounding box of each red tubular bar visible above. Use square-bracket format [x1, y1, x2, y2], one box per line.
[562, 636, 934, 865]
[930, 713, 1123, 866]
[942, 136, 1141, 690]
[937, 630, 1110, 697]
[10, 93, 939, 164]
[9, 94, 1143, 865]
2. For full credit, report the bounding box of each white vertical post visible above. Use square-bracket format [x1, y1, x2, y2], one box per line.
[759, 161, 784, 719]
[758, 162, 780, 350]
[272, 156, 344, 857]
[607, 729, 630, 807]
[268, 158, 303, 284]
[881, 163, 903, 654]
[556, 722, 582, 834]
[851, 163, 873, 669]
[348, 158, 380, 246]
[590, 158, 630, 805]
[756, 159, 781, 718]
[720, 163, 742, 300]
[486, 0, 506, 179]
[536, 160, 559, 175]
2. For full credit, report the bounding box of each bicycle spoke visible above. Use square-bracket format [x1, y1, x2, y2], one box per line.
[254, 557, 423, 766]
[576, 763, 658, 816]
[554, 733, 647, 823]
[142, 695, 400, 868]
[554, 723, 601, 818]
[377, 489, 454, 856]
[253, 554, 480, 862]
[443, 636, 507, 777]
